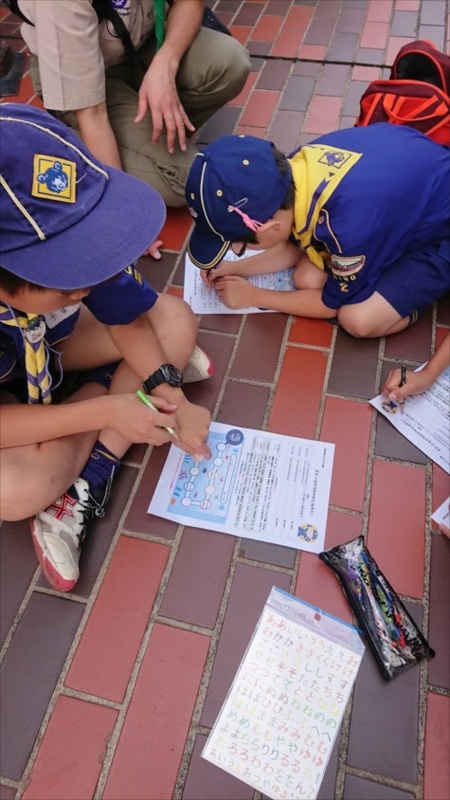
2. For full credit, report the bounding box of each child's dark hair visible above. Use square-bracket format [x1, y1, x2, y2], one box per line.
[232, 144, 296, 246]
[0, 266, 48, 297]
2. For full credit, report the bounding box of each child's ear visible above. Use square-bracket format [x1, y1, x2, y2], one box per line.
[259, 219, 279, 233]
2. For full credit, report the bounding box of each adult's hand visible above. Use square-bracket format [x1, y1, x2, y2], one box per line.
[135, 51, 195, 154]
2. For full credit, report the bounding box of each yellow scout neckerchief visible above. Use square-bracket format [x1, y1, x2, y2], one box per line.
[288, 145, 362, 269]
[0, 305, 51, 404]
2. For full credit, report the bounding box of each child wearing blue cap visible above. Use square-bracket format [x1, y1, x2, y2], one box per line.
[186, 125, 450, 338]
[0, 104, 213, 593]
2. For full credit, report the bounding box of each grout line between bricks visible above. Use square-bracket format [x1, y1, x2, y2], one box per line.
[59, 687, 122, 711]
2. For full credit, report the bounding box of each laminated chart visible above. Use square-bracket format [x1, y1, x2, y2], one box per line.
[148, 423, 335, 553]
[202, 588, 364, 800]
[370, 365, 450, 473]
[183, 250, 295, 315]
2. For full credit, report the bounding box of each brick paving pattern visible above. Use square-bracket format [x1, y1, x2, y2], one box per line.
[1, 1, 449, 798]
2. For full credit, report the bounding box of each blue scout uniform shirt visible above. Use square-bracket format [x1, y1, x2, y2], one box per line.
[288, 123, 450, 309]
[0, 265, 157, 389]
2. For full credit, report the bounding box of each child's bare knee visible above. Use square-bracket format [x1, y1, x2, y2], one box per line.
[293, 270, 319, 290]
[338, 307, 374, 338]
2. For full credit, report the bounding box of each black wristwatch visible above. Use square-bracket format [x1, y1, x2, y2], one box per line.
[143, 364, 183, 393]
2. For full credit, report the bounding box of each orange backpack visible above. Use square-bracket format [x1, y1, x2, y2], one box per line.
[355, 40, 450, 145]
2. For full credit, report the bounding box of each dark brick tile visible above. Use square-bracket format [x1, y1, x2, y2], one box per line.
[160, 528, 235, 629]
[172, 251, 185, 286]
[125, 445, 178, 539]
[318, 736, 340, 800]
[347, 602, 422, 783]
[216, 381, 270, 429]
[344, 775, 415, 800]
[279, 76, 316, 112]
[215, 10, 233, 28]
[136, 252, 178, 294]
[200, 563, 291, 726]
[420, 1, 446, 26]
[292, 61, 322, 77]
[343, 80, 370, 116]
[0, 520, 37, 649]
[343, 0, 368, 7]
[340, 114, 357, 129]
[247, 40, 271, 56]
[336, 7, 366, 33]
[0, 593, 84, 780]
[316, 64, 351, 96]
[327, 328, 380, 400]
[391, 10, 419, 37]
[326, 31, 360, 62]
[268, 110, 304, 154]
[356, 47, 386, 65]
[374, 415, 427, 464]
[428, 532, 450, 690]
[37, 466, 138, 598]
[265, 0, 291, 13]
[373, 362, 427, 465]
[215, 0, 241, 13]
[384, 307, 433, 362]
[184, 330, 235, 411]
[418, 24, 445, 49]
[304, 18, 336, 46]
[124, 442, 148, 465]
[239, 538, 296, 568]
[0, 786, 16, 800]
[257, 60, 292, 91]
[249, 56, 265, 73]
[233, 3, 264, 27]
[199, 313, 242, 335]
[198, 106, 241, 144]
[231, 314, 287, 382]
[314, 0, 342, 16]
[183, 734, 253, 800]
[437, 292, 450, 326]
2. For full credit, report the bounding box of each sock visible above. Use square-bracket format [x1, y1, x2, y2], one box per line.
[79, 440, 121, 496]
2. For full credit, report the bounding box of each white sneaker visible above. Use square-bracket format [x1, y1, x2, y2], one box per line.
[30, 477, 106, 592]
[183, 345, 214, 383]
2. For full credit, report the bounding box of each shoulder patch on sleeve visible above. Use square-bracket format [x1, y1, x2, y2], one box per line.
[330, 255, 365, 277]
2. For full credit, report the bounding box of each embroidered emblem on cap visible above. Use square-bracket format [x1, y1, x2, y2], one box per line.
[32, 155, 76, 203]
[330, 254, 365, 277]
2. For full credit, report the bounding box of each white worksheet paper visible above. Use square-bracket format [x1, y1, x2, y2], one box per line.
[370, 366, 450, 474]
[202, 588, 364, 800]
[432, 496, 450, 528]
[148, 422, 335, 553]
[183, 250, 295, 314]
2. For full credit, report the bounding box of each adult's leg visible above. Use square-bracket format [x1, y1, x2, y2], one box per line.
[174, 27, 251, 130]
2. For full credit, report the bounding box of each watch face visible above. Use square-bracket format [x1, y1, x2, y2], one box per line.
[162, 364, 183, 384]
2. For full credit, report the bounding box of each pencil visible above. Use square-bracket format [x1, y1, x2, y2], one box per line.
[399, 366, 407, 414]
[136, 389, 176, 436]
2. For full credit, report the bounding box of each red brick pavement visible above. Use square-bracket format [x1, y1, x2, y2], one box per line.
[1, 1, 449, 798]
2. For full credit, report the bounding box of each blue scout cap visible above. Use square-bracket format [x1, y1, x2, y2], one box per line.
[0, 104, 166, 289]
[186, 135, 293, 270]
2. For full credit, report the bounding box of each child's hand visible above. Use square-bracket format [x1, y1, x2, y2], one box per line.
[200, 262, 236, 287]
[173, 398, 212, 460]
[107, 394, 178, 445]
[143, 239, 164, 260]
[382, 367, 434, 403]
[215, 275, 257, 309]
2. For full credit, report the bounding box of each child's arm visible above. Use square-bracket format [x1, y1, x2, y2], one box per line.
[108, 314, 211, 458]
[382, 331, 450, 401]
[204, 241, 300, 283]
[0, 394, 176, 450]
[215, 276, 337, 318]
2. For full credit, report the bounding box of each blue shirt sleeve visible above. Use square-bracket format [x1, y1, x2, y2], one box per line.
[84, 265, 158, 325]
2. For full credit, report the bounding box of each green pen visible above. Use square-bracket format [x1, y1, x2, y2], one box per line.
[136, 389, 176, 437]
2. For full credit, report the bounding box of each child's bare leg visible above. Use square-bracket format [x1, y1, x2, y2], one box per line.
[0, 382, 105, 521]
[293, 254, 328, 290]
[338, 292, 409, 338]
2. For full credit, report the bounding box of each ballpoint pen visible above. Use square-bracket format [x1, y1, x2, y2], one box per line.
[399, 365, 407, 414]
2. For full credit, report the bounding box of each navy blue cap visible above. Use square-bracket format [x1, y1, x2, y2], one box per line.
[0, 104, 166, 289]
[186, 135, 292, 270]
